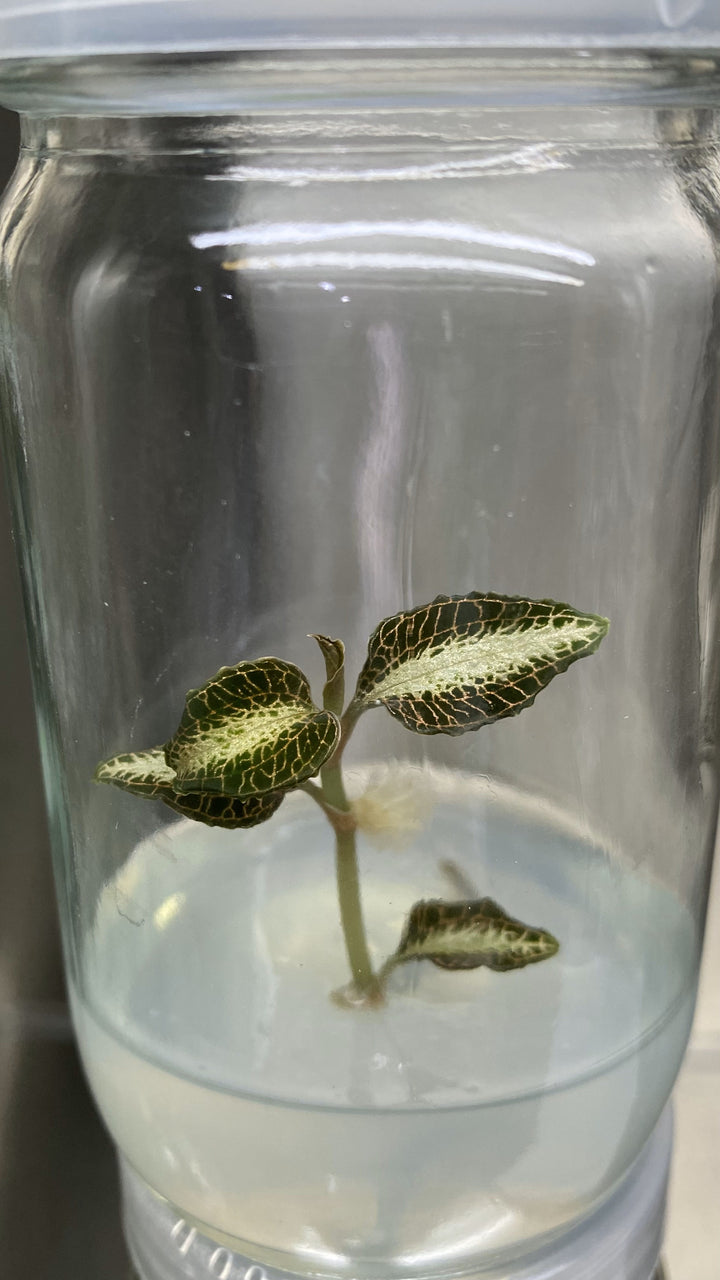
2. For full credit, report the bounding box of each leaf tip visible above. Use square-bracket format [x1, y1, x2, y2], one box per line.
[310, 633, 345, 674]
[93, 758, 112, 785]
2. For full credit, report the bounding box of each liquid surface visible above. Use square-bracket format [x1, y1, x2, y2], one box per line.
[73, 770, 696, 1274]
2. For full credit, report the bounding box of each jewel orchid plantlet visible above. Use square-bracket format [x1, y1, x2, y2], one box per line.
[96, 592, 609, 1008]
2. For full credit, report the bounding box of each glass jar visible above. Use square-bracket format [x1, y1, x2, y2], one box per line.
[1, 47, 719, 1280]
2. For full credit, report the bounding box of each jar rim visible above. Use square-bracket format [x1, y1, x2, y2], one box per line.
[0, 0, 720, 64]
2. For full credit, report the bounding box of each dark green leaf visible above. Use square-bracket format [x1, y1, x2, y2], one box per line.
[94, 749, 284, 829]
[393, 896, 560, 972]
[351, 592, 609, 736]
[165, 658, 340, 797]
[164, 787, 284, 829]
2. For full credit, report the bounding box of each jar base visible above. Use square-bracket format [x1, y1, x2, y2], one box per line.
[120, 1108, 672, 1280]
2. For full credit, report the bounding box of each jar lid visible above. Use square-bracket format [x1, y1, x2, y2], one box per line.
[0, 0, 719, 59]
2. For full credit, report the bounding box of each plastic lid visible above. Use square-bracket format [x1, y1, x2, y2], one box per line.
[1, 0, 720, 60]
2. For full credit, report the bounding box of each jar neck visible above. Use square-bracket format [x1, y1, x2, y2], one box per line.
[16, 110, 720, 174]
[4, 47, 720, 120]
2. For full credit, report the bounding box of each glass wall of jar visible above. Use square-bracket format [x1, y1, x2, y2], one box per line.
[1, 51, 719, 1280]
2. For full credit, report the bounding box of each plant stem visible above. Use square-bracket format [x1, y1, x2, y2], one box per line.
[319, 747, 381, 1003]
[334, 824, 380, 999]
[320, 754, 351, 813]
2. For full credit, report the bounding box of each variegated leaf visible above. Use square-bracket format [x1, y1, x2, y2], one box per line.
[394, 897, 559, 972]
[351, 593, 609, 735]
[164, 787, 283, 828]
[94, 749, 283, 829]
[95, 747, 178, 798]
[165, 658, 340, 797]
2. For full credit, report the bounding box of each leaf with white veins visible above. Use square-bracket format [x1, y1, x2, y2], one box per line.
[94, 748, 283, 828]
[351, 592, 609, 735]
[393, 897, 559, 972]
[165, 657, 340, 797]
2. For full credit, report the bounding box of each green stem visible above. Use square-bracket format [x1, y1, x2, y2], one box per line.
[375, 953, 401, 991]
[334, 823, 380, 998]
[319, 742, 381, 1003]
[320, 754, 351, 813]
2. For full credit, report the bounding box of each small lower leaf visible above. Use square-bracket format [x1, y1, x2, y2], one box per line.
[393, 897, 559, 972]
[94, 749, 283, 829]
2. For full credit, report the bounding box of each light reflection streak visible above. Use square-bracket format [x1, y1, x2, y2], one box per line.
[153, 891, 186, 931]
[220, 250, 584, 287]
[357, 323, 407, 618]
[204, 144, 567, 186]
[194, 219, 594, 267]
[395, 1203, 517, 1268]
